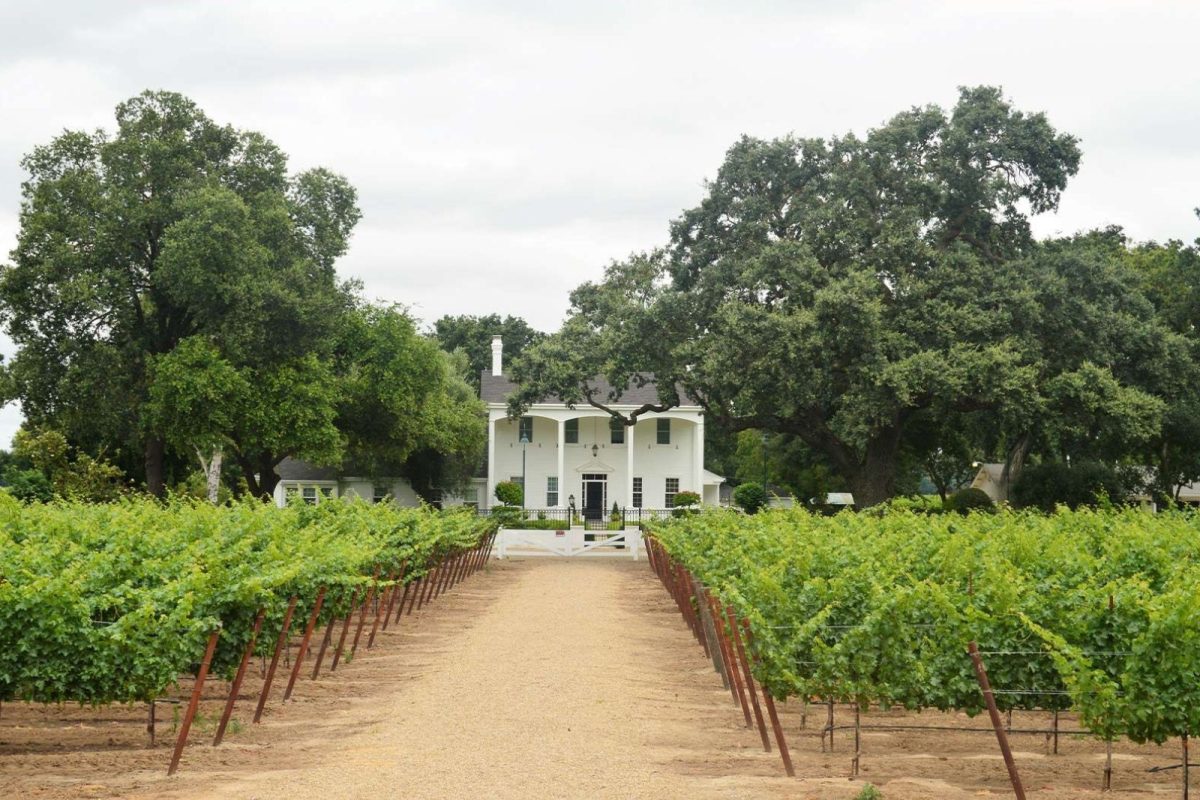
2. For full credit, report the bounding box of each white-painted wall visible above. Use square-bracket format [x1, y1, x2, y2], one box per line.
[486, 405, 706, 510]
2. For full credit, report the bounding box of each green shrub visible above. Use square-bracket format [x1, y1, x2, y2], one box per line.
[733, 482, 768, 514]
[491, 506, 522, 527]
[1, 467, 54, 503]
[853, 784, 882, 800]
[674, 491, 700, 508]
[1013, 461, 1126, 512]
[494, 480, 523, 507]
[944, 487, 994, 514]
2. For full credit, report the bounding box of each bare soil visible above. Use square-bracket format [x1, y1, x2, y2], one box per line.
[0, 558, 1189, 799]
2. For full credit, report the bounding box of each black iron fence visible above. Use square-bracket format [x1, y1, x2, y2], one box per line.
[476, 507, 677, 531]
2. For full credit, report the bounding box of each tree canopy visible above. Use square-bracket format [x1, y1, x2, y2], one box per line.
[511, 86, 1185, 506]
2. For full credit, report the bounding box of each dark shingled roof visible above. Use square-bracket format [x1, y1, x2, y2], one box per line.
[276, 457, 340, 481]
[479, 371, 697, 407]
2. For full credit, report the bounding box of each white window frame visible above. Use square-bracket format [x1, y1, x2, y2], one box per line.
[632, 477, 643, 509]
[656, 418, 671, 445]
[546, 476, 558, 507]
[372, 485, 389, 504]
[664, 477, 680, 509]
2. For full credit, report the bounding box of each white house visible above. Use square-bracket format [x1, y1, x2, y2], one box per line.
[271, 457, 427, 507]
[481, 335, 722, 513]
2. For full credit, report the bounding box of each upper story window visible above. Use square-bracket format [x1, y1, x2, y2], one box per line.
[610, 416, 625, 444]
[656, 418, 671, 445]
[564, 418, 579, 444]
[518, 416, 533, 443]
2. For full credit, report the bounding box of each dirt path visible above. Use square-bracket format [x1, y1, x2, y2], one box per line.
[173, 559, 790, 800]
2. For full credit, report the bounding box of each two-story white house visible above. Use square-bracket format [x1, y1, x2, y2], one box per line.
[481, 336, 722, 514]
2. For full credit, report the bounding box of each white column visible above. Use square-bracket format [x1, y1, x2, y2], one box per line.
[557, 418, 566, 509]
[693, 417, 704, 503]
[486, 412, 497, 510]
[626, 420, 635, 509]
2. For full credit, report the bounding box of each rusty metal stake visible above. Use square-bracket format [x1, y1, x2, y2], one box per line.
[728, 605, 770, 751]
[311, 619, 333, 679]
[367, 573, 396, 649]
[742, 618, 794, 776]
[392, 581, 412, 625]
[254, 596, 298, 723]
[167, 629, 220, 776]
[148, 700, 156, 748]
[284, 587, 326, 701]
[382, 561, 408, 630]
[330, 588, 359, 672]
[350, 574, 379, 659]
[968, 641, 1026, 800]
[214, 609, 265, 745]
[405, 575, 423, 616]
[1104, 738, 1112, 791]
[852, 703, 861, 777]
[1185, 735, 1191, 800]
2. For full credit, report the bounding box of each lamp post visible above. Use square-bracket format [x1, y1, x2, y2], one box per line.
[520, 429, 530, 512]
[761, 431, 769, 494]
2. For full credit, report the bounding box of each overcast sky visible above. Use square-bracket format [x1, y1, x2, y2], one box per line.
[1, 0, 1198, 448]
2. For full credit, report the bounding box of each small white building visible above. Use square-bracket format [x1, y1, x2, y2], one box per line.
[271, 457, 427, 507]
[481, 336, 722, 513]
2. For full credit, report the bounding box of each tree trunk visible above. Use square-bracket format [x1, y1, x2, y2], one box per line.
[257, 453, 281, 500]
[848, 426, 902, 508]
[195, 446, 223, 505]
[144, 437, 166, 498]
[999, 433, 1031, 503]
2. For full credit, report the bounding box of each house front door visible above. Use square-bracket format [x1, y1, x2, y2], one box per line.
[582, 473, 606, 519]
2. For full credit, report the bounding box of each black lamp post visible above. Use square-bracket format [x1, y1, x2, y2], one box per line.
[520, 429, 530, 512]
[761, 431, 769, 493]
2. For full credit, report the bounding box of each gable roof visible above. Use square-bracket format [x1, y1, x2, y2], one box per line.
[276, 456, 340, 481]
[479, 371, 698, 407]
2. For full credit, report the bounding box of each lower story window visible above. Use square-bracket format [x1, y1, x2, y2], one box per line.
[632, 477, 643, 508]
[546, 476, 558, 507]
[463, 487, 479, 510]
[664, 477, 680, 508]
[302, 486, 317, 505]
[373, 485, 389, 504]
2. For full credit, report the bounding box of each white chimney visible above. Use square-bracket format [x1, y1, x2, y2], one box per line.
[491, 335, 503, 376]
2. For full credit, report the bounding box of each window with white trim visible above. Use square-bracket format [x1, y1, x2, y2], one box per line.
[373, 485, 389, 504]
[546, 476, 558, 507]
[463, 486, 479, 510]
[656, 418, 671, 444]
[610, 416, 624, 444]
[632, 477, 643, 508]
[509, 475, 524, 489]
[564, 418, 579, 444]
[664, 478, 680, 508]
[302, 486, 318, 505]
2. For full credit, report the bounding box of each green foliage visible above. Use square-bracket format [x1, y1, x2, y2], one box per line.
[733, 482, 767, 514]
[853, 785, 882, 800]
[432, 314, 546, 391]
[12, 428, 127, 502]
[1012, 461, 1126, 512]
[508, 87, 1132, 506]
[647, 507, 1200, 745]
[494, 480, 523, 507]
[0, 496, 495, 705]
[944, 487, 994, 514]
[1, 468, 53, 503]
[673, 491, 700, 508]
[0, 90, 361, 496]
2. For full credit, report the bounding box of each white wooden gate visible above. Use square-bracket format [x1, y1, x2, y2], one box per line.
[493, 527, 643, 560]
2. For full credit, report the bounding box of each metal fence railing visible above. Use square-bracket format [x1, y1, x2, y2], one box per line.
[476, 507, 678, 530]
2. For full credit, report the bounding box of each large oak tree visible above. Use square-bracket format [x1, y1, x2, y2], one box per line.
[512, 87, 1178, 506]
[0, 91, 360, 495]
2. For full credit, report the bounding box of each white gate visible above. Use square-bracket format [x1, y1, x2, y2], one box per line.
[493, 527, 643, 560]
